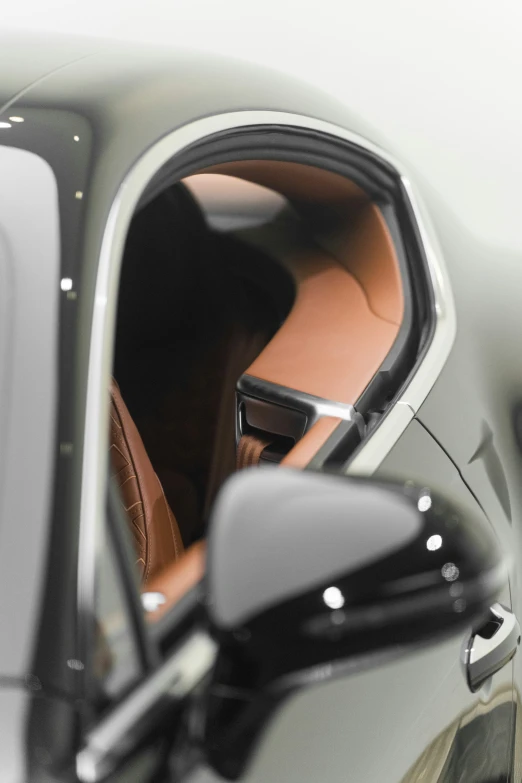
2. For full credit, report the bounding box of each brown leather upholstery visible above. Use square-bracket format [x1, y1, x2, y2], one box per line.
[196, 164, 402, 328]
[188, 168, 403, 406]
[110, 380, 184, 586]
[280, 417, 342, 469]
[184, 163, 404, 468]
[200, 160, 367, 206]
[245, 239, 400, 404]
[317, 203, 403, 326]
[236, 433, 273, 470]
[144, 541, 206, 623]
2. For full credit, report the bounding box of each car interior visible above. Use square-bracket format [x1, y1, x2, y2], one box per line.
[109, 159, 416, 620]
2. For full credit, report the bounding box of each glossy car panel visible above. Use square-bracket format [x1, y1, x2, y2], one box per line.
[0, 146, 60, 678]
[0, 30, 517, 783]
[0, 31, 98, 109]
[188, 419, 514, 783]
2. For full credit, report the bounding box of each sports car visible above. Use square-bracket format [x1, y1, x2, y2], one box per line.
[0, 29, 521, 783]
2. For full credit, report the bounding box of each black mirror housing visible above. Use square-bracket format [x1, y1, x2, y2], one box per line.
[203, 468, 506, 778]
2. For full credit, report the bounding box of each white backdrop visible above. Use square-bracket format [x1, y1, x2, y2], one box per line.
[2, 0, 522, 249]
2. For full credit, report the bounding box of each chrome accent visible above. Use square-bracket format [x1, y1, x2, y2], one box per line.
[67, 658, 85, 671]
[346, 402, 414, 475]
[141, 591, 167, 613]
[79, 110, 456, 635]
[237, 374, 365, 442]
[76, 631, 217, 783]
[390, 175, 457, 415]
[464, 603, 520, 692]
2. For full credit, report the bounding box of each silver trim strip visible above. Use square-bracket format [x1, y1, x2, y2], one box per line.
[302, 399, 361, 426]
[78, 110, 456, 630]
[346, 402, 415, 475]
[76, 631, 217, 782]
[465, 602, 520, 692]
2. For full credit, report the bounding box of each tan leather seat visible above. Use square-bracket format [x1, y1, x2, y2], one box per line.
[143, 540, 206, 623]
[109, 379, 184, 587]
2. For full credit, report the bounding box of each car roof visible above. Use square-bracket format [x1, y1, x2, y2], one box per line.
[0, 30, 373, 226]
[0, 30, 356, 136]
[0, 31, 101, 108]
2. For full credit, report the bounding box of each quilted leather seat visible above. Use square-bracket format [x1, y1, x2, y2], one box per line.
[109, 379, 184, 586]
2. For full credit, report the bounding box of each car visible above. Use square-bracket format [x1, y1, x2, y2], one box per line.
[0, 28, 521, 783]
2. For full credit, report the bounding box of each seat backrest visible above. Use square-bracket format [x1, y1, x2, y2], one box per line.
[109, 379, 184, 585]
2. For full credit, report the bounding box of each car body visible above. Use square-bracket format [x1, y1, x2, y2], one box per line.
[0, 29, 522, 783]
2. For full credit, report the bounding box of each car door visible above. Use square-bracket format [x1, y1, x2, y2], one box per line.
[178, 419, 516, 783]
[72, 417, 516, 783]
[0, 39, 516, 783]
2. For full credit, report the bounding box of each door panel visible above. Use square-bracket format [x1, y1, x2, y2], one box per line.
[185, 419, 515, 783]
[186, 634, 513, 783]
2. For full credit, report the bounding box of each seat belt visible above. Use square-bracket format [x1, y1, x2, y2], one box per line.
[236, 433, 273, 469]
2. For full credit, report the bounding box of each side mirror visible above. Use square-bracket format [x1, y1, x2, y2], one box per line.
[203, 469, 506, 779]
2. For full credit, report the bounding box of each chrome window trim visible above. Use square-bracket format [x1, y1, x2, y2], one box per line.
[78, 110, 456, 652]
